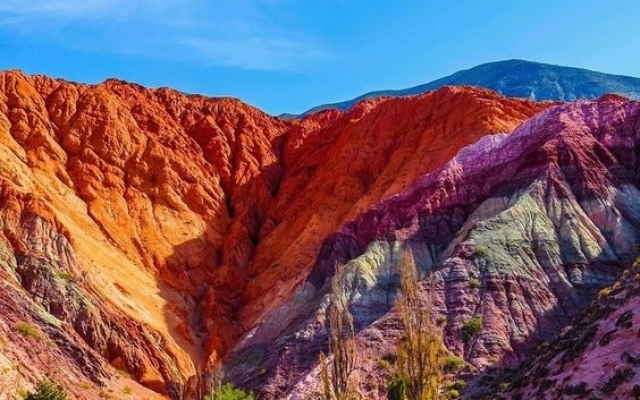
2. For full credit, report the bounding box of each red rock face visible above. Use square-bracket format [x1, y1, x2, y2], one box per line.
[0, 70, 574, 398]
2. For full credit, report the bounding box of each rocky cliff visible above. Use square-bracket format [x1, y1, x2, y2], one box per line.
[0, 68, 639, 399]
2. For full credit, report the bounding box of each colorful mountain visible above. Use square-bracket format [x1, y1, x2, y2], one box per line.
[0, 66, 639, 400]
[252, 94, 640, 399]
[298, 60, 640, 116]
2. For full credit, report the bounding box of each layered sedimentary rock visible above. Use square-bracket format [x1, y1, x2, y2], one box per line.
[244, 96, 640, 399]
[0, 70, 292, 397]
[1, 68, 639, 400]
[0, 70, 544, 398]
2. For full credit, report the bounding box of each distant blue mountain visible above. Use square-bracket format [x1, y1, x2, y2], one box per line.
[296, 59, 640, 117]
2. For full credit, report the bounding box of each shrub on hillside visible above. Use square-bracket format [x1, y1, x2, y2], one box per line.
[443, 356, 464, 373]
[203, 383, 255, 400]
[474, 246, 489, 257]
[461, 316, 482, 341]
[24, 380, 67, 400]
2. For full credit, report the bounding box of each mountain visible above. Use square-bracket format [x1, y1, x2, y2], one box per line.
[0, 67, 639, 399]
[266, 94, 640, 399]
[299, 59, 640, 116]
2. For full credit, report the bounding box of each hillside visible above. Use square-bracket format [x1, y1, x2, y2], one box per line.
[0, 67, 639, 399]
[480, 259, 640, 399]
[263, 95, 640, 399]
[0, 70, 544, 398]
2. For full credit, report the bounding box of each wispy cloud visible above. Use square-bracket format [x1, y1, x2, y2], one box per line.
[178, 37, 330, 71]
[0, 0, 330, 71]
[0, 0, 126, 18]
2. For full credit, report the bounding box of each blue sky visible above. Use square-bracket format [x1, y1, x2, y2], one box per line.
[0, 1, 638, 114]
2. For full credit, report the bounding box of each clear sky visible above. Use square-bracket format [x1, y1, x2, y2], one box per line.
[1, 1, 639, 115]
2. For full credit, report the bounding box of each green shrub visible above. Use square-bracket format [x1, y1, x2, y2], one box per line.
[15, 322, 42, 341]
[598, 286, 613, 298]
[474, 246, 489, 257]
[446, 389, 460, 399]
[443, 356, 464, 372]
[469, 279, 482, 290]
[55, 272, 73, 281]
[377, 358, 392, 370]
[461, 316, 482, 341]
[387, 378, 405, 400]
[24, 380, 67, 400]
[116, 369, 132, 379]
[448, 379, 466, 391]
[203, 383, 255, 400]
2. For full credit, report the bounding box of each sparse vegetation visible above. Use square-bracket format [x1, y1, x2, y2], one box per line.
[395, 251, 445, 400]
[24, 380, 68, 400]
[55, 272, 73, 281]
[15, 321, 43, 341]
[461, 316, 482, 341]
[615, 310, 633, 329]
[387, 379, 405, 400]
[536, 378, 555, 396]
[632, 384, 640, 398]
[203, 383, 255, 400]
[319, 264, 357, 400]
[123, 386, 132, 395]
[598, 329, 616, 346]
[376, 358, 392, 370]
[562, 324, 598, 363]
[532, 366, 549, 381]
[380, 353, 396, 365]
[116, 369, 132, 379]
[469, 278, 482, 290]
[443, 356, 464, 373]
[474, 246, 489, 257]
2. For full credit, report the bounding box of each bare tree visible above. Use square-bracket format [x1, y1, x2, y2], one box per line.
[320, 264, 357, 400]
[395, 250, 444, 400]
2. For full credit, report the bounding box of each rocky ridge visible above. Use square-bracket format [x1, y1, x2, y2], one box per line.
[299, 59, 640, 115]
[1, 68, 639, 399]
[0, 70, 545, 398]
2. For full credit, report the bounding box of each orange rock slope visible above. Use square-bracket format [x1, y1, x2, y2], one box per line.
[0, 70, 547, 398]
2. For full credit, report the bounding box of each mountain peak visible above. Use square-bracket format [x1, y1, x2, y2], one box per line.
[298, 59, 640, 116]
